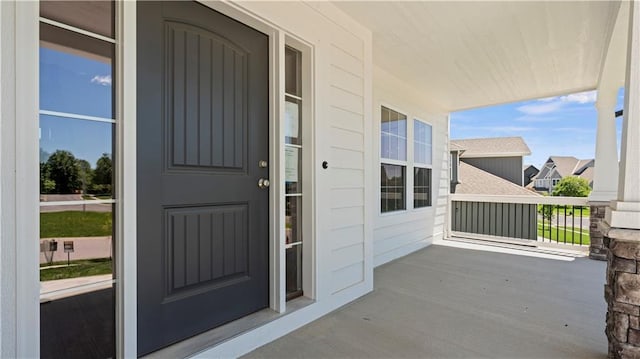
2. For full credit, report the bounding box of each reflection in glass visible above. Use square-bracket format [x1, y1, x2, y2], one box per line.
[381, 106, 407, 161]
[40, 115, 113, 200]
[414, 167, 432, 208]
[40, 7, 116, 358]
[414, 120, 432, 165]
[381, 164, 405, 212]
[40, 23, 114, 119]
[39, 203, 114, 358]
[41, 1, 115, 38]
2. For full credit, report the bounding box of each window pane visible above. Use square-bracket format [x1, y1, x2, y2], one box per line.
[41, 1, 115, 38]
[285, 99, 301, 145]
[414, 167, 432, 208]
[285, 146, 302, 194]
[414, 120, 432, 165]
[40, 203, 114, 358]
[40, 116, 114, 200]
[286, 245, 303, 299]
[381, 107, 407, 161]
[381, 164, 405, 213]
[285, 196, 302, 245]
[285, 47, 301, 96]
[40, 23, 114, 119]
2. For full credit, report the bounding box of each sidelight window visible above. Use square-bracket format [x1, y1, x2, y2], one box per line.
[39, 2, 116, 357]
[285, 46, 303, 300]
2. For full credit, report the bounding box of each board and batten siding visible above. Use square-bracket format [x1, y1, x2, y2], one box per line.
[372, 66, 449, 267]
[461, 157, 524, 186]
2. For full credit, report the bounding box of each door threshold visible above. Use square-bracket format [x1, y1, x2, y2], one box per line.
[144, 297, 315, 359]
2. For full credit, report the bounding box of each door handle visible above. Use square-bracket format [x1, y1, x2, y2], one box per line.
[258, 178, 270, 189]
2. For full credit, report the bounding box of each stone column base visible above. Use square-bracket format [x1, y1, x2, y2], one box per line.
[590, 202, 609, 261]
[605, 227, 640, 358]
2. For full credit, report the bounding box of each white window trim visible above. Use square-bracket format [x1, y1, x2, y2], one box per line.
[378, 104, 437, 215]
[379, 103, 409, 216]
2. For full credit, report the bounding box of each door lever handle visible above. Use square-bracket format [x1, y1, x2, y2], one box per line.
[258, 178, 270, 189]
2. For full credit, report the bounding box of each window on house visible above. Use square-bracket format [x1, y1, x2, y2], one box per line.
[39, 1, 116, 357]
[381, 106, 407, 212]
[285, 46, 303, 300]
[414, 120, 432, 208]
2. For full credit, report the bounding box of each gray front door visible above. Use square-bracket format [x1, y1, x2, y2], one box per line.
[136, 2, 269, 355]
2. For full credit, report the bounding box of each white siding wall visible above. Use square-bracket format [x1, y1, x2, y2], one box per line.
[372, 66, 449, 267]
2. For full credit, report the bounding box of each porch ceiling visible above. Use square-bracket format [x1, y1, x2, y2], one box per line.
[333, 1, 622, 111]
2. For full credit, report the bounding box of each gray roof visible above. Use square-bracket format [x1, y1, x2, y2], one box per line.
[451, 137, 531, 158]
[546, 156, 594, 178]
[455, 162, 541, 196]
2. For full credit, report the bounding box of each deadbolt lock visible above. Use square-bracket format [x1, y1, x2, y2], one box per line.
[259, 160, 268, 168]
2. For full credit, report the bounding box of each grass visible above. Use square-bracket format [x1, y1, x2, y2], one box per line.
[40, 211, 112, 238]
[40, 258, 112, 281]
[537, 223, 590, 245]
[537, 205, 590, 217]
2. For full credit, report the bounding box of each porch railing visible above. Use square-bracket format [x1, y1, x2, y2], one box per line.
[450, 194, 590, 246]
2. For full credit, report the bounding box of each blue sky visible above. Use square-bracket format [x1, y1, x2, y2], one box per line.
[451, 89, 625, 169]
[39, 46, 113, 167]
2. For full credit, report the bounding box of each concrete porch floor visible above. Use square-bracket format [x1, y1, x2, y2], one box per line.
[245, 241, 607, 358]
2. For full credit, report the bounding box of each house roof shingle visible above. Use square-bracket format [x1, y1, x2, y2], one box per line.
[451, 137, 531, 158]
[455, 162, 540, 196]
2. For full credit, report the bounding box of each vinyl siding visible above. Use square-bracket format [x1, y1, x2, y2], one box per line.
[372, 66, 449, 267]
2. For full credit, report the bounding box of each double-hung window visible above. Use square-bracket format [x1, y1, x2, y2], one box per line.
[380, 106, 407, 213]
[413, 120, 433, 208]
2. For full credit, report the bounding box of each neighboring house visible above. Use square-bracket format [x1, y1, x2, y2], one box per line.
[451, 137, 532, 187]
[451, 137, 531, 186]
[523, 165, 539, 186]
[449, 137, 539, 196]
[532, 156, 595, 194]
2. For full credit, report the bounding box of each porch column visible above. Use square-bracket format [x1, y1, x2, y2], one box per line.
[605, 1, 640, 357]
[589, 90, 619, 260]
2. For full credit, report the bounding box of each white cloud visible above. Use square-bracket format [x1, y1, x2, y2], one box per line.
[520, 90, 597, 115]
[516, 101, 563, 115]
[91, 75, 112, 86]
[559, 90, 597, 104]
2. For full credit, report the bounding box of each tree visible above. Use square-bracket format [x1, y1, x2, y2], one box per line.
[92, 153, 112, 195]
[76, 159, 93, 194]
[552, 176, 591, 197]
[46, 150, 80, 193]
[40, 162, 56, 194]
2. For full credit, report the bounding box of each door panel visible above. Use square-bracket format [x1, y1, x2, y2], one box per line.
[137, 2, 269, 355]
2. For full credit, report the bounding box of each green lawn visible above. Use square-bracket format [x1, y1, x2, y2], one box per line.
[537, 205, 590, 217]
[40, 258, 112, 281]
[40, 211, 112, 238]
[537, 223, 590, 245]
